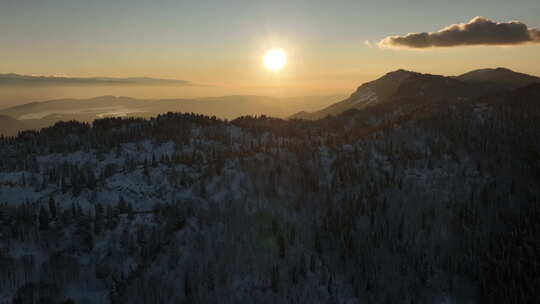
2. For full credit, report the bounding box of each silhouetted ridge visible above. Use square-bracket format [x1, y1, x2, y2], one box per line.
[291, 67, 540, 120]
[292, 69, 474, 120]
[455, 67, 540, 91]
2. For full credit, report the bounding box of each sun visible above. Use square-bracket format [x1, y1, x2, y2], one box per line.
[264, 49, 287, 71]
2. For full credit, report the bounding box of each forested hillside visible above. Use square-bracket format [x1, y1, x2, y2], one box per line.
[0, 84, 539, 303]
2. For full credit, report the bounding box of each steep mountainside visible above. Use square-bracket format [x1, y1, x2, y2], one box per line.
[292, 68, 540, 120]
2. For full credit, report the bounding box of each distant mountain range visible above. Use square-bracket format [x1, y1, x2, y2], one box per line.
[291, 67, 540, 120]
[0, 95, 344, 135]
[0, 73, 196, 87]
[1, 67, 538, 136]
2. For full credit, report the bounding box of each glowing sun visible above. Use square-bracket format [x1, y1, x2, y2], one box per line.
[263, 49, 287, 71]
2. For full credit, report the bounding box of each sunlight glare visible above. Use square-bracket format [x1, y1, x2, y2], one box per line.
[264, 49, 287, 71]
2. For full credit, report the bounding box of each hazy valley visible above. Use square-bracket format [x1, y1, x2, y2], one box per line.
[0, 95, 345, 136]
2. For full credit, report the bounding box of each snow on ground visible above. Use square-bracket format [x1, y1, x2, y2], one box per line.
[350, 87, 378, 107]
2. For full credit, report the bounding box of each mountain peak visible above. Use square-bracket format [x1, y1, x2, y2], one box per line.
[389, 68, 417, 74]
[456, 67, 540, 90]
[462, 67, 514, 75]
[373, 69, 432, 87]
[383, 69, 420, 79]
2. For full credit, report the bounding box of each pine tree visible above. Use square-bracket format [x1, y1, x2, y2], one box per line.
[115, 145, 122, 158]
[118, 196, 128, 213]
[272, 218, 279, 236]
[199, 178, 207, 199]
[94, 203, 104, 235]
[40, 176, 47, 191]
[61, 175, 67, 194]
[314, 230, 322, 256]
[0, 203, 5, 222]
[143, 160, 151, 185]
[127, 203, 135, 220]
[278, 233, 286, 259]
[48, 196, 57, 219]
[39, 206, 49, 231]
[71, 202, 78, 218]
[290, 266, 298, 285]
[207, 262, 215, 291]
[184, 271, 192, 299]
[310, 254, 316, 273]
[289, 224, 296, 246]
[106, 204, 117, 230]
[327, 274, 333, 295]
[299, 253, 307, 279]
[151, 154, 158, 167]
[271, 265, 280, 293]
[108, 277, 121, 304]
[87, 167, 97, 189]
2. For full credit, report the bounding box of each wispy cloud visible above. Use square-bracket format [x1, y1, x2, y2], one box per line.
[379, 17, 540, 49]
[364, 40, 373, 48]
[0, 74, 196, 87]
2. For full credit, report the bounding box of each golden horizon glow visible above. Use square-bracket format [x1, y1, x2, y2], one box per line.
[264, 49, 287, 71]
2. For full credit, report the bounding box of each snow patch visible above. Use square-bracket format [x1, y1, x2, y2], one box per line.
[350, 87, 378, 106]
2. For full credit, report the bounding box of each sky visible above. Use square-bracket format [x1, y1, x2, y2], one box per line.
[1, 0, 540, 99]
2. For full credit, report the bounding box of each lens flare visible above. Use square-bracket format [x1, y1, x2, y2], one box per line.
[264, 49, 287, 71]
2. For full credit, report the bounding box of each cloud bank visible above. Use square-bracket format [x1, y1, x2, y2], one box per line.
[379, 17, 540, 49]
[0, 74, 195, 87]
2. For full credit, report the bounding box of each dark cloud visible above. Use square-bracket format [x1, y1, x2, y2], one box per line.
[0, 73, 196, 87]
[379, 17, 540, 49]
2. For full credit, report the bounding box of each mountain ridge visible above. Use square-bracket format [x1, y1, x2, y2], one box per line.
[291, 67, 540, 120]
[0, 95, 345, 135]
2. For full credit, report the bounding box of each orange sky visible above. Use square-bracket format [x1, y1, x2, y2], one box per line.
[1, 1, 539, 101]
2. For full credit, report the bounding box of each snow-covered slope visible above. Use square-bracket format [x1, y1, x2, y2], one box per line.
[0, 83, 538, 304]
